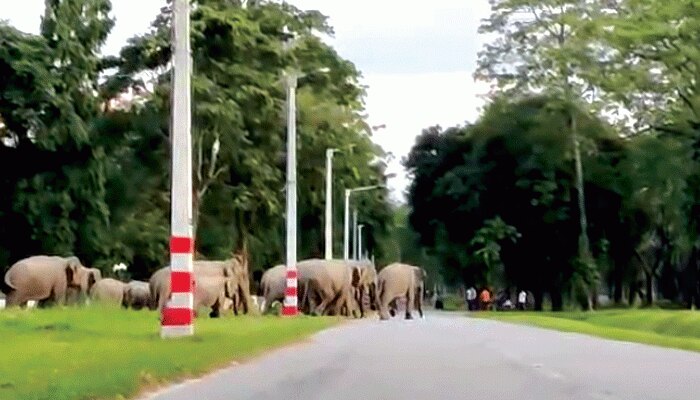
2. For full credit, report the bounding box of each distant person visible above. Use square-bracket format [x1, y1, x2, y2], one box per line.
[502, 298, 514, 310]
[479, 288, 491, 311]
[466, 286, 477, 311]
[434, 289, 444, 310]
[518, 290, 527, 311]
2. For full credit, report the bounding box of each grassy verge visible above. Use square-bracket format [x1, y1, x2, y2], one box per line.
[474, 309, 700, 353]
[0, 306, 337, 400]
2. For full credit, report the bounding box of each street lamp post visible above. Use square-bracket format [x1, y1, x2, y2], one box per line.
[358, 224, 365, 261]
[282, 28, 298, 317]
[324, 148, 339, 260]
[352, 209, 358, 260]
[343, 185, 384, 260]
[162, 0, 194, 338]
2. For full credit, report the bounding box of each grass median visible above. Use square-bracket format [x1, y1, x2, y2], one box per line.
[474, 309, 700, 353]
[0, 306, 338, 400]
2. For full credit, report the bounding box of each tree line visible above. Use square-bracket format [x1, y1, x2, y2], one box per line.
[0, 0, 395, 280]
[405, 0, 700, 310]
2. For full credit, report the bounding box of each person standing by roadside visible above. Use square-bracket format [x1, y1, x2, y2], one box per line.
[466, 286, 477, 311]
[518, 290, 527, 311]
[479, 287, 491, 311]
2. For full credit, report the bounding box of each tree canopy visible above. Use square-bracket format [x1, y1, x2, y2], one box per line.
[0, 0, 393, 280]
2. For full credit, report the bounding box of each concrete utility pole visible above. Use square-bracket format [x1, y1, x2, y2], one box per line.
[352, 209, 358, 260]
[358, 224, 365, 261]
[282, 27, 298, 317]
[343, 185, 384, 260]
[162, 0, 194, 338]
[324, 148, 339, 260]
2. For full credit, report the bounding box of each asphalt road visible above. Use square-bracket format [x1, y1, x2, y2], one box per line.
[141, 312, 700, 400]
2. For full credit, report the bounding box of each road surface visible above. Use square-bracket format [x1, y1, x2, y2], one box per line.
[141, 313, 700, 400]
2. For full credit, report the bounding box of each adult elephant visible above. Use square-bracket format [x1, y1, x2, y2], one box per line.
[257, 263, 315, 315]
[149, 260, 239, 312]
[193, 275, 236, 318]
[258, 264, 286, 314]
[345, 259, 378, 318]
[299, 259, 358, 317]
[123, 280, 151, 310]
[89, 278, 126, 307]
[67, 267, 103, 305]
[377, 263, 427, 320]
[2, 255, 96, 308]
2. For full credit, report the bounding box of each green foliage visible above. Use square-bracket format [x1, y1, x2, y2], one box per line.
[471, 217, 521, 287]
[405, 95, 628, 309]
[0, 0, 393, 278]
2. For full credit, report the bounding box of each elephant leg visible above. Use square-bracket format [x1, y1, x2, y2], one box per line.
[53, 286, 68, 307]
[209, 298, 222, 318]
[158, 290, 169, 311]
[5, 291, 21, 308]
[415, 287, 424, 318]
[388, 299, 397, 317]
[357, 287, 365, 318]
[405, 289, 415, 320]
[378, 291, 393, 320]
[315, 289, 338, 316]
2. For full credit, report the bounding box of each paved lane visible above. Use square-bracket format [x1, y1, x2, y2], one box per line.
[141, 313, 700, 400]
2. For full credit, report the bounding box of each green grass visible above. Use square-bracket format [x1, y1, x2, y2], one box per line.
[0, 306, 337, 400]
[475, 309, 700, 353]
[441, 294, 466, 311]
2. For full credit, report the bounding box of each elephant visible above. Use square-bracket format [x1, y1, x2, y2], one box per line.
[345, 259, 379, 318]
[258, 264, 291, 314]
[377, 263, 427, 320]
[124, 280, 151, 310]
[67, 267, 103, 305]
[257, 263, 300, 314]
[299, 259, 358, 317]
[193, 275, 236, 318]
[89, 278, 126, 307]
[2, 255, 96, 308]
[149, 260, 239, 312]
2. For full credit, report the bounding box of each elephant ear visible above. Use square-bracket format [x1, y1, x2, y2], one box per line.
[351, 266, 362, 287]
[65, 264, 76, 287]
[87, 272, 97, 293]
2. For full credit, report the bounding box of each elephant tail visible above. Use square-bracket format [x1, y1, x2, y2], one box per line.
[1, 268, 16, 294]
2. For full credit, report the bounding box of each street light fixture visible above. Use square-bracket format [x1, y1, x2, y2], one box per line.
[324, 148, 340, 260]
[343, 184, 384, 261]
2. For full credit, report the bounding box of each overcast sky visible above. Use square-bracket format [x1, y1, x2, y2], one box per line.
[2, 0, 492, 201]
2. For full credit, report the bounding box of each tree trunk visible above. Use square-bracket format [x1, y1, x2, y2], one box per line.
[644, 270, 654, 306]
[551, 289, 563, 312]
[572, 113, 592, 263]
[534, 290, 544, 311]
[613, 267, 624, 304]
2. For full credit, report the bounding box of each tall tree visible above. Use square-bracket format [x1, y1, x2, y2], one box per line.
[475, 0, 617, 306]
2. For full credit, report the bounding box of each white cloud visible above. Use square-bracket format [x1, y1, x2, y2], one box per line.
[363, 71, 489, 201]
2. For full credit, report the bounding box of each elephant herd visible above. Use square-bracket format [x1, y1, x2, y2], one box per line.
[258, 259, 428, 320]
[1, 254, 428, 321]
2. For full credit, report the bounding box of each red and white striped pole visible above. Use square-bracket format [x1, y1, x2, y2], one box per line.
[282, 68, 298, 316]
[162, 0, 194, 337]
[282, 27, 298, 316]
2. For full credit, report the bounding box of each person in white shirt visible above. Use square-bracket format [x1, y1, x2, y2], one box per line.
[466, 287, 477, 311]
[518, 290, 527, 311]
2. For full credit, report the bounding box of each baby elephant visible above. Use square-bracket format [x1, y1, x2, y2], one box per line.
[194, 276, 235, 318]
[123, 281, 151, 310]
